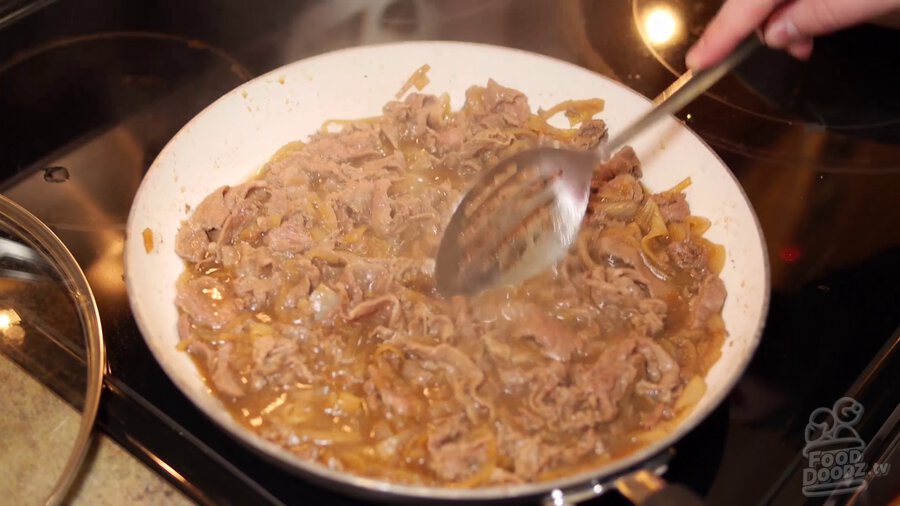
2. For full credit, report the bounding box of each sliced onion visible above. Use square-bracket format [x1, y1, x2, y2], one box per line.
[310, 284, 340, 321]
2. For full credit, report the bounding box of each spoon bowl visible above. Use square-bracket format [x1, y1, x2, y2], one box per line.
[435, 147, 597, 296]
[435, 35, 762, 296]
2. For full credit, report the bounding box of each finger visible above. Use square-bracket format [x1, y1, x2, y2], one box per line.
[786, 38, 814, 59]
[686, 0, 784, 70]
[764, 0, 900, 48]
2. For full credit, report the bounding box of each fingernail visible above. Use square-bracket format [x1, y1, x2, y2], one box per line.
[685, 50, 698, 70]
[685, 45, 701, 70]
[788, 39, 814, 61]
[765, 19, 801, 49]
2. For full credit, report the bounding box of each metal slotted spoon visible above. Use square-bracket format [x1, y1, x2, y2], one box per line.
[435, 35, 762, 297]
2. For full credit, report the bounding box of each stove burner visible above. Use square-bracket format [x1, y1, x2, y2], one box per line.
[631, 0, 900, 135]
[0, 31, 251, 173]
[562, 0, 900, 169]
[0, 31, 251, 377]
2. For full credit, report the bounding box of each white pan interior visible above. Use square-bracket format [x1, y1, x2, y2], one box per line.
[125, 41, 769, 500]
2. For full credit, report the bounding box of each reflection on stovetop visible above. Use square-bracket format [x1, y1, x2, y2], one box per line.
[0, 0, 898, 505]
[574, 0, 900, 147]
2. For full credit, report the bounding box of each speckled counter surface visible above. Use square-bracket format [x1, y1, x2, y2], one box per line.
[0, 355, 194, 506]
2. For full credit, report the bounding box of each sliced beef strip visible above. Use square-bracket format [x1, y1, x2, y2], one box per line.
[690, 275, 727, 331]
[175, 186, 231, 262]
[402, 341, 488, 422]
[435, 127, 465, 152]
[355, 259, 395, 295]
[570, 119, 608, 150]
[333, 179, 374, 217]
[633, 337, 681, 403]
[303, 124, 383, 163]
[592, 146, 642, 185]
[175, 181, 269, 263]
[175, 276, 239, 329]
[496, 359, 566, 391]
[249, 335, 315, 390]
[523, 336, 681, 433]
[177, 312, 193, 342]
[384, 93, 446, 139]
[265, 215, 313, 253]
[370, 178, 393, 236]
[229, 244, 281, 310]
[265, 152, 344, 188]
[511, 306, 584, 362]
[345, 295, 401, 325]
[458, 128, 518, 160]
[216, 183, 270, 246]
[188, 341, 245, 398]
[426, 413, 492, 482]
[361, 150, 407, 173]
[499, 426, 542, 479]
[594, 235, 675, 300]
[583, 267, 669, 335]
[482, 79, 530, 127]
[667, 240, 708, 273]
[367, 359, 426, 419]
[405, 301, 455, 341]
[497, 423, 600, 481]
[233, 275, 280, 312]
[630, 297, 669, 335]
[488, 468, 524, 485]
[653, 192, 690, 222]
[563, 340, 641, 429]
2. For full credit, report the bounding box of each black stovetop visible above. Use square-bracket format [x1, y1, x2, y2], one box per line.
[1, 1, 898, 505]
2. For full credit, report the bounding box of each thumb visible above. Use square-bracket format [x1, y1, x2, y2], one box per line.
[764, 0, 900, 48]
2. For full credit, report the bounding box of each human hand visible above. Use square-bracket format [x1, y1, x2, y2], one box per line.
[686, 0, 900, 70]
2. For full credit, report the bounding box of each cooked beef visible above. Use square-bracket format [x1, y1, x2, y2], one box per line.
[368, 359, 426, 419]
[265, 216, 313, 253]
[571, 119, 608, 150]
[595, 235, 674, 300]
[667, 240, 707, 272]
[175, 182, 269, 263]
[345, 294, 400, 324]
[303, 124, 383, 163]
[481, 79, 530, 127]
[512, 306, 584, 362]
[690, 275, 727, 330]
[189, 341, 245, 397]
[175, 276, 239, 329]
[426, 414, 492, 481]
[174, 79, 728, 487]
[402, 341, 487, 422]
[653, 192, 690, 222]
[370, 178, 393, 236]
[633, 337, 681, 403]
[595, 146, 642, 183]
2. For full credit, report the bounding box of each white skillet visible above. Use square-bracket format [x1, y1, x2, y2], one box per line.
[125, 41, 769, 504]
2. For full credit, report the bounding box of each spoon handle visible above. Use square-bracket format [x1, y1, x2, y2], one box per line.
[604, 34, 763, 157]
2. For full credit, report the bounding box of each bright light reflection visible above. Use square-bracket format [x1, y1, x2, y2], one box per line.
[644, 7, 679, 45]
[0, 309, 21, 330]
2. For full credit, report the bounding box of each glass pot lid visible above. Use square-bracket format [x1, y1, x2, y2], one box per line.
[0, 194, 105, 505]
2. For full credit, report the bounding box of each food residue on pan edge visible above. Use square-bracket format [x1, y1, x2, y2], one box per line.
[395, 63, 431, 99]
[143, 228, 154, 253]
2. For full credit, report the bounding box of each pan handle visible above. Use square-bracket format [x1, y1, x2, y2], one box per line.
[539, 451, 704, 506]
[616, 469, 705, 506]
